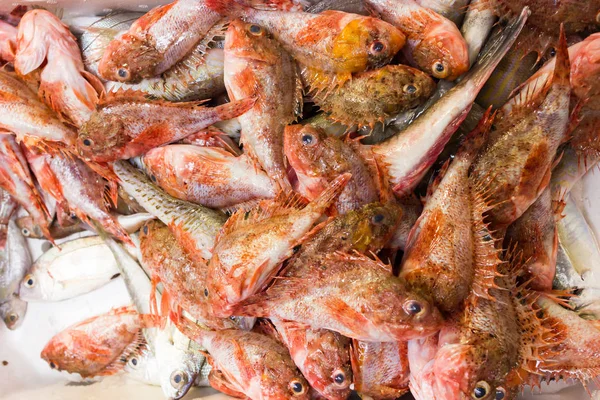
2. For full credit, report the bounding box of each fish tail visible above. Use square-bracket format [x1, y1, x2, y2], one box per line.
[463, 7, 529, 89]
[306, 172, 351, 214]
[214, 97, 257, 121]
[551, 25, 570, 89]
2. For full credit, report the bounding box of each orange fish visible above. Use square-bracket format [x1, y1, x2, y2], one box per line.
[206, 173, 350, 317]
[224, 19, 302, 190]
[365, 0, 469, 80]
[41, 306, 157, 378]
[15, 10, 103, 127]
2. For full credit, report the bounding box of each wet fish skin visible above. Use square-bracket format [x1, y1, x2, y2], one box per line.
[365, 0, 469, 80]
[208, 1, 406, 75]
[142, 145, 276, 211]
[77, 94, 255, 162]
[224, 19, 301, 191]
[273, 319, 352, 400]
[309, 64, 435, 128]
[0, 293, 27, 330]
[371, 9, 528, 196]
[138, 219, 238, 330]
[471, 26, 571, 229]
[14, 10, 103, 127]
[234, 251, 442, 342]
[206, 173, 351, 317]
[0, 214, 31, 304]
[0, 188, 17, 225]
[174, 318, 311, 400]
[98, 0, 222, 82]
[284, 124, 379, 214]
[306, 0, 369, 15]
[0, 70, 76, 145]
[351, 340, 410, 399]
[18, 236, 121, 302]
[0, 20, 16, 63]
[505, 187, 557, 291]
[41, 306, 153, 378]
[400, 111, 492, 314]
[460, 0, 496, 67]
[415, 0, 469, 26]
[114, 160, 227, 264]
[180, 126, 242, 155]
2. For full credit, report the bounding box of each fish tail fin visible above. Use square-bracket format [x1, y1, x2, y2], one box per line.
[306, 172, 351, 214]
[463, 7, 529, 89]
[214, 97, 257, 121]
[551, 25, 570, 89]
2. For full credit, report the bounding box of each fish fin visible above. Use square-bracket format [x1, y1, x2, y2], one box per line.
[98, 88, 153, 106]
[321, 296, 372, 328]
[304, 172, 351, 214]
[293, 64, 304, 121]
[214, 97, 257, 121]
[426, 159, 450, 200]
[470, 178, 506, 301]
[98, 329, 148, 376]
[327, 250, 392, 273]
[301, 65, 351, 99]
[127, 122, 174, 151]
[456, 107, 494, 159]
[220, 198, 262, 215]
[254, 318, 282, 342]
[208, 369, 246, 398]
[550, 25, 570, 89]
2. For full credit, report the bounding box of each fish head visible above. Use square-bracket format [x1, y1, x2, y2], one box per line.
[302, 331, 352, 400]
[19, 268, 51, 301]
[413, 22, 469, 81]
[369, 65, 436, 111]
[224, 19, 280, 64]
[258, 350, 311, 400]
[346, 202, 402, 253]
[332, 17, 405, 72]
[15, 216, 45, 239]
[78, 112, 126, 162]
[98, 32, 161, 83]
[41, 335, 80, 374]
[433, 343, 510, 400]
[284, 124, 345, 198]
[0, 296, 27, 330]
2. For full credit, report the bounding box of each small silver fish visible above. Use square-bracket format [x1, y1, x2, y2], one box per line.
[0, 220, 31, 302]
[0, 293, 27, 330]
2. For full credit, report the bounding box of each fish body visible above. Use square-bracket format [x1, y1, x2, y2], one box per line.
[400, 112, 491, 314]
[15, 10, 103, 127]
[0, 70, 76, 145]
[284, 124, 378, 214]
[139, 220, 237, 330]
[41, 306, 152, 377]
[351, 340, 410, 399]
[18, 236, 121, 302]
[234, 251, 442, 342]
[98, 0, 222, 82]
[180, 126, 241, 155]
[471, 27, 571, 229]
[273, 319, 352, 400]
[224, 19, 300, 190]
[364, 0, 469, 80]
[372, 9, 528, 196]
[0, 219, 31, 302]
[460, 0, 496, 66]
[114, 161, 227, 263]
[0, 20, 16, 63]
[141, 145, 276, 211]
[77, 93, 255, 162]
[0, 293, 27, 330]
[415, 0, 469, 25]
[308, 64, 435, 128]
[206, 173, 350, 317]
[175, 320, 311, 400]
[25, 149, 131, 244]
[0, 188, 17, 225]
[208, 1, 405, 75]
[505, 187, 557, 291]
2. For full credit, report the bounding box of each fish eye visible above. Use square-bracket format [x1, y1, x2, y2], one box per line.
[403, 84, 417, 94]
[403, 300, 424, 316]
[150, 175, 157, 182]
[21, 228, 30, 237]
[204, 288, 209, 297]
[332, 370, 349, 388]
[432, 61, 448, 78]
[70, 213, 78, 220]
[495, 387, 505, 399]
[49, 361, 57, 369]
[248, 24, 263, 35]
[170, 370, 189, 389]
[549, 47, 556, 57]
[117, 67, 130, 80]
[289, 379, 306, 395]
[129, 357, 139, 367]
[82, 138, 93, 147]
[8, 313, 17, 323]
[24, 275, 35, 288]
[472, 381, 491, 399]
[371, 213, 385, 224]
[301, 134, 316, 146]
[370, 40, 385, 54]
[142, 225, 149, 235]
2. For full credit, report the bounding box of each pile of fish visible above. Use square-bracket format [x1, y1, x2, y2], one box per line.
[1, 0, 600, 399]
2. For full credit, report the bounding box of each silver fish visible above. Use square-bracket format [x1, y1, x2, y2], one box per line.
[460, 0, 497, 67]
[0, 220, 31, 302]
[0, 293, 27, 330]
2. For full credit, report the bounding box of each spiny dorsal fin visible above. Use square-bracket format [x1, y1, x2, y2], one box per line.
[300, 64, 351, 100]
